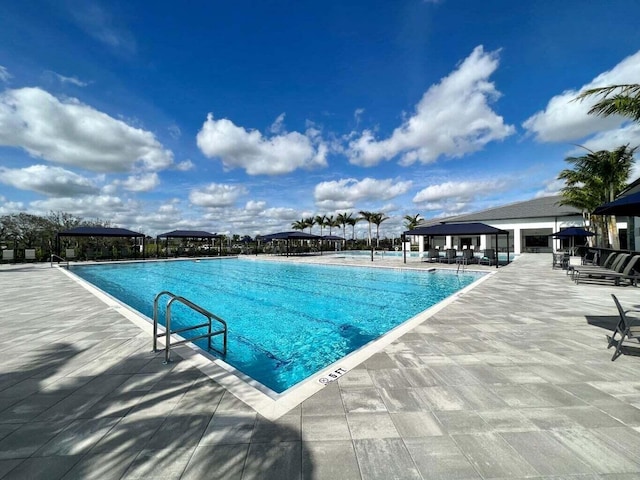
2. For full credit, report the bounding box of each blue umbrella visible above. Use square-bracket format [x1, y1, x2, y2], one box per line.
[551, 227, 595, 252]
[551, 227, 595, 238]
[593, 191, 640, 216]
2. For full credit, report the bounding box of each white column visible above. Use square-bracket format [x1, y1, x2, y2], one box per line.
[418, 236, 424, 258]
[513, 227, 522, 255]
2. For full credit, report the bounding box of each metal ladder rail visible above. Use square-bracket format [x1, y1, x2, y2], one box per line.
[153, 290, 228, 364]
[456, 257, 467, 274]
[50, 254, 69, 269]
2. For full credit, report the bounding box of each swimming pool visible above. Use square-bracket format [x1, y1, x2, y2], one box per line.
[70, 259, 484, 393]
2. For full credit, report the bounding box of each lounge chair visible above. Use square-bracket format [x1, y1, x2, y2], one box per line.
[571, 253, 627, 282]
[479, 249, 496, 266]
[607, 294, 640, 361]
[462, 248, 476, 264]
[24, 249, 36, 262]
[425, 248, 439, 263]
[576, 254, 639, 286]
[65, 248, 75, 260]
[440, 248, 457, 264]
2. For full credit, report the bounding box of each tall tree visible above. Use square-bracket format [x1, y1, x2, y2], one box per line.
[315, 214, 327, 237]
[304, 216, 315, 234]
[558, 145, 636, 249]
[336, 212, 353, 243]
[291, 219, 306, 231]
[358, 211, 375, 246]
[348, 217, 358, 240]
[403, 214, 422, 231]
[325, 215, 336, 236]
[576, 84, 640, 121]
[371, 213, 389, 247]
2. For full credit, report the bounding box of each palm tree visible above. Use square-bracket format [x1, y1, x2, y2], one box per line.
[348, 217, 358, 241]
[558, 145, 636, 249]
[358, 211, 375, 246]
[291, 219, 306, 231]
[315, 214, 327, 252]
[336, 212, 353, 244]
[315, 214, 327, 237]
[576, 84, 640, 121]
[371, 212, 389, 247]
[304, 216, 315, 234]
[325, 215, 336, 236]
[403, 214, 422, 231]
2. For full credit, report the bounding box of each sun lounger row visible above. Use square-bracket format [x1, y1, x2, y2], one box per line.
[570, 252, 640, 286]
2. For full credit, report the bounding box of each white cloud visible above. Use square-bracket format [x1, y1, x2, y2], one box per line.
[269, 113, 286, 134]
[189, 183, 248, 207]
[29, 194, 135, 220]
[314, 177, 413, 210]
[66, 2, 137, 54]
[354, 108, 365, 126]
[168, 124, 182, 139]
[196, 113, 328, 175]
[523, 50, 640, 142]
[0, 87, 174, 173]
[117, 172, 160, 192]
[175, 159, 194, 171]
[413, 179, 507, 203]
[0, 198, 24, 215]
[347, 46, 514, 167]
[0, 164, 99, 196]
[0, 66, 11, 83]
[571, 123, 640, 154]
[44, 71, 89, 87]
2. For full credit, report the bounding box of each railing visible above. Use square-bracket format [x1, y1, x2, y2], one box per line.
[153, 291, 227, 364]
[50, 254, 69, 269]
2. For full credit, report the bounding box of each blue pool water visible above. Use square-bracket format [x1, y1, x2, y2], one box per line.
[71, 259, 484, 393]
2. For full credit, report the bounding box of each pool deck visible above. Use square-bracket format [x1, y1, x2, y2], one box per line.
[1, 253, 640, 479]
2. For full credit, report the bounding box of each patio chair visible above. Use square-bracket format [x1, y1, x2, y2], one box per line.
[571, 253, 628, 282]
[580, 255, 640, 287]
[462, 248, 476, 264]
[24, 249, 36, 262]
[575, 253, 639, 285]
[425, 248, 439, 263]
[552, 251, 570, 269]
[65, 248, 75, 260]
[608, 294, 640, 361]
[479, 249, 496, 266]
[440, 248, 457, 264]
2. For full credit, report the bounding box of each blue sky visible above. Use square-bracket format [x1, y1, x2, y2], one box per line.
[1, 0, 640, 238]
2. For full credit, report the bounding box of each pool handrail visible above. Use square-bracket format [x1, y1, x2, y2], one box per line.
[153, 290, 228, 364]
[50, 254, 69, 269]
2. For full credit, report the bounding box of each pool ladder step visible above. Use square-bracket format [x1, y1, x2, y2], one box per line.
[153, 291, 228, 364]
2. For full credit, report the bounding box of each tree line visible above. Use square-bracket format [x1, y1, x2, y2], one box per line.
[291, 211, 423, 247]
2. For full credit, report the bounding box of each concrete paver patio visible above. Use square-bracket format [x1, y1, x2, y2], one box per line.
[0, 253, 639, 479]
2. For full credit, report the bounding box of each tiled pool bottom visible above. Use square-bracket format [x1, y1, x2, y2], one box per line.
[63, 259, 492, 419]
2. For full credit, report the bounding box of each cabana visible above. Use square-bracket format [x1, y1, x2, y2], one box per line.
[258, 231, 321, 257]
[56, 226, 146, 260]
[404, 222, 510, 268]
[156, 230, 223, 258]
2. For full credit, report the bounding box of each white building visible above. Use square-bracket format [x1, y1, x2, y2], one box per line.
[416, 195, 632, 255]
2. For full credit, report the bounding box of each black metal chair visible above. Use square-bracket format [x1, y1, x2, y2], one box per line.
[608, 294, 640, 361]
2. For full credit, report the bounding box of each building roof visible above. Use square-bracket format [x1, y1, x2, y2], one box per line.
[58, 226, 145, 237]
[259, 231, 320, 241]
[405, 222, 508, 236]
[156, 230, 221, 239]
[430, 195, 582, 224]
